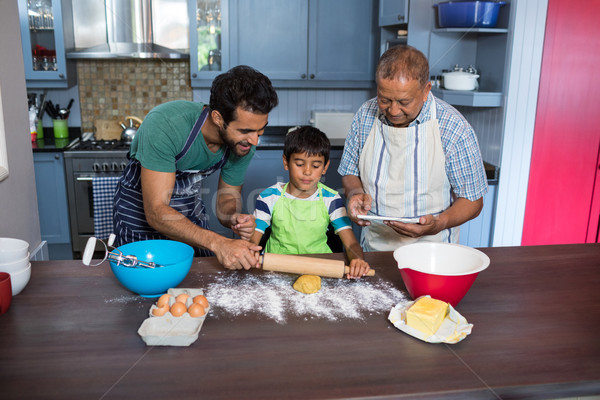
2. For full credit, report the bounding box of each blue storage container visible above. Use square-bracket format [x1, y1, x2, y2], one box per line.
[434, 1, 506, 28]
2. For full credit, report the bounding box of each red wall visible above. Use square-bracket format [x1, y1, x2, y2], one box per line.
[522, 0, 600, 245]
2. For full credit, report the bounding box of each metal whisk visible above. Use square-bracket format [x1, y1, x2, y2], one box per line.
[82, 234, 162, 269]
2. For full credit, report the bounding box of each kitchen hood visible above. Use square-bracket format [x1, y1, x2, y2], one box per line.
[67, 0, 189, 60]
[67, 42, 188, 59]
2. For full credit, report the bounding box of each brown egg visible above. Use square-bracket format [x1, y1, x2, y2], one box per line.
[187, 303, 206, 318]
[170, 301, 187, 317]
[152, 304, 169, 317]
[176, 293, 190, 304]
[193, 295, 209, 309]
[156, 293, 171, 308]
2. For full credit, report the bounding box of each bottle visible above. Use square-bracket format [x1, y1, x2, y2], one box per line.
[29, 105, 38, 142]
[440, 70, 449, 89]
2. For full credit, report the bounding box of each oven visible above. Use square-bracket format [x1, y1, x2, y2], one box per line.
[64, 141, 129, 257]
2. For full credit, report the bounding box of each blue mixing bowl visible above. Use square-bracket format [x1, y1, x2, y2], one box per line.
[109, 240, 194, 297]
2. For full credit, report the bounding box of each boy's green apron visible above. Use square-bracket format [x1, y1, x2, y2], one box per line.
[266, 182, 332, 254]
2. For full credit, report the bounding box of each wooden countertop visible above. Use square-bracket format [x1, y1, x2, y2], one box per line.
[1, 244, 599, 399]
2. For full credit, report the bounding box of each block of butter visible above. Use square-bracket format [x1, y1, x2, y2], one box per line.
[406, 296, 449, 337]
[388, 296, 472, 344]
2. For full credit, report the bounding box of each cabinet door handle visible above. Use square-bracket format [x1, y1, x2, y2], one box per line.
[76, 177, 93, 181]
[54, 155, 60, 160]
[301, 73, 306, 79]
[397, 15, 405, 22]
[59, 74, 65, 79]
[310, 74, 315, 79]
[192, 73, 197, 78]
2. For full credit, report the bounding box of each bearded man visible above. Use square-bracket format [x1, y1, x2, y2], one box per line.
[113, 65, 278, 270]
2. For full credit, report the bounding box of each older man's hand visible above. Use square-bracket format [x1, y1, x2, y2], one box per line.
[348, 193, 373, 226]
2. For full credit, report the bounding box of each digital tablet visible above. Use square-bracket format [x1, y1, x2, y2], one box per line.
[357, 215, 420, 223]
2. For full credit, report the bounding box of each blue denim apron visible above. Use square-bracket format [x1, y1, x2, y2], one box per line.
[113, 107, 229, 256]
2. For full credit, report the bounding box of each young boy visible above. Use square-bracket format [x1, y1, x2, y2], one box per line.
[250, 126, 371, 279]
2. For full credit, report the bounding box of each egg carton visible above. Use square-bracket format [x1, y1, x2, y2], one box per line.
[148, 288, 211, 318]
[138, 288, 210, 347]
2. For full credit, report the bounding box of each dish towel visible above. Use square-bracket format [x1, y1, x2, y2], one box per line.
[93, 176, 121, 240]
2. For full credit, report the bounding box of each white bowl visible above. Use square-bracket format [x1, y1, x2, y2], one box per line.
[0, 253, 30, 273]
[10, 263, 31, 296]
[0, 238, 29, 263]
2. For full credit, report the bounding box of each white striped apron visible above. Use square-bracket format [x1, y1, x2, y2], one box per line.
[358, 97, 457, 251]
[113, 107, 228, 256]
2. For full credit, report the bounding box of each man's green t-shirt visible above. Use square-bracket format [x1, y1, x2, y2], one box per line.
[130, 100, 255, 186]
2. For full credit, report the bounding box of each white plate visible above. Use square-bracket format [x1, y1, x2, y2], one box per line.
[357, 215, 420, 223]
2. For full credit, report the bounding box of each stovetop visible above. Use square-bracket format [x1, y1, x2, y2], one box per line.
[64, 126, 292, 155]
[68, 139, 131, 151]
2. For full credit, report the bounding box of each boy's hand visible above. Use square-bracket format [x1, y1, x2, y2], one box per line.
[346, 259, 371, 279]
[231, 213, 256, 240]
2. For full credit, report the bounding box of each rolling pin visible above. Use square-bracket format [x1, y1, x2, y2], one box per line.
[258, 253, 375, 279]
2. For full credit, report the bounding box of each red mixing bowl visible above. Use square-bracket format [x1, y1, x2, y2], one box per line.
[393, 242, 490, 307]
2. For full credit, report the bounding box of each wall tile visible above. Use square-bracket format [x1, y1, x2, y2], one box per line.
[76, 60, 192, 132]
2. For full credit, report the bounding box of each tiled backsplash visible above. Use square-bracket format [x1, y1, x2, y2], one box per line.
[76, 60, 192, 132]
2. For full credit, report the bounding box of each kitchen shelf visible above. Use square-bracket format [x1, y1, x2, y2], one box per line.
[388, 36, 408, 45]
[433, 28, 508, 34]
[431, 88, 503, 107]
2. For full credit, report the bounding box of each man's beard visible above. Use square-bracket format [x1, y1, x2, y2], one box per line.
[218, 126, 252, 157]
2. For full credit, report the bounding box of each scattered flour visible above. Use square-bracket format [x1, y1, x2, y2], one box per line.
[104, 295, 144, 305]
[205, 272, 408, 324]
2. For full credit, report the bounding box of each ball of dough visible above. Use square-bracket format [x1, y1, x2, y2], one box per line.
[293, 274, 321, 294]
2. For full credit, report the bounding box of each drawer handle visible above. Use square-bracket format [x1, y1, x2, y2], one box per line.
[76, 177, 93, 181]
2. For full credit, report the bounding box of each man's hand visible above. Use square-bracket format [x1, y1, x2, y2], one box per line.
[231, 213, 256, 240]
[341, 175, 371, 226]
[384, 197, 484, 239]
[347, 193, 373, 226]
[384, 214, 436, 238]
[213, 238, 262, 270]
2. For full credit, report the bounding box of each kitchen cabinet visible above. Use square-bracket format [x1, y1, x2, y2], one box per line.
[409, 0, 510, 107]
[192, 0, 377, 88]
[189, 0, 229, 87]
[379, 0, 409, 55]
[459, 184, 497, 247]
[198, 172, 228, 238]
[17, 0, 76, 89]
[240, 150, 286, 215]
[33, 152, 72, 259]
[379, 0, 408, 26]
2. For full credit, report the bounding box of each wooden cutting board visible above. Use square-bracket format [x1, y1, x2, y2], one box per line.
[94, 119, 122, 141]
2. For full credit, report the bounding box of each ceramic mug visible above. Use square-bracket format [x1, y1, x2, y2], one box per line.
[0, 272, 12, 315]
